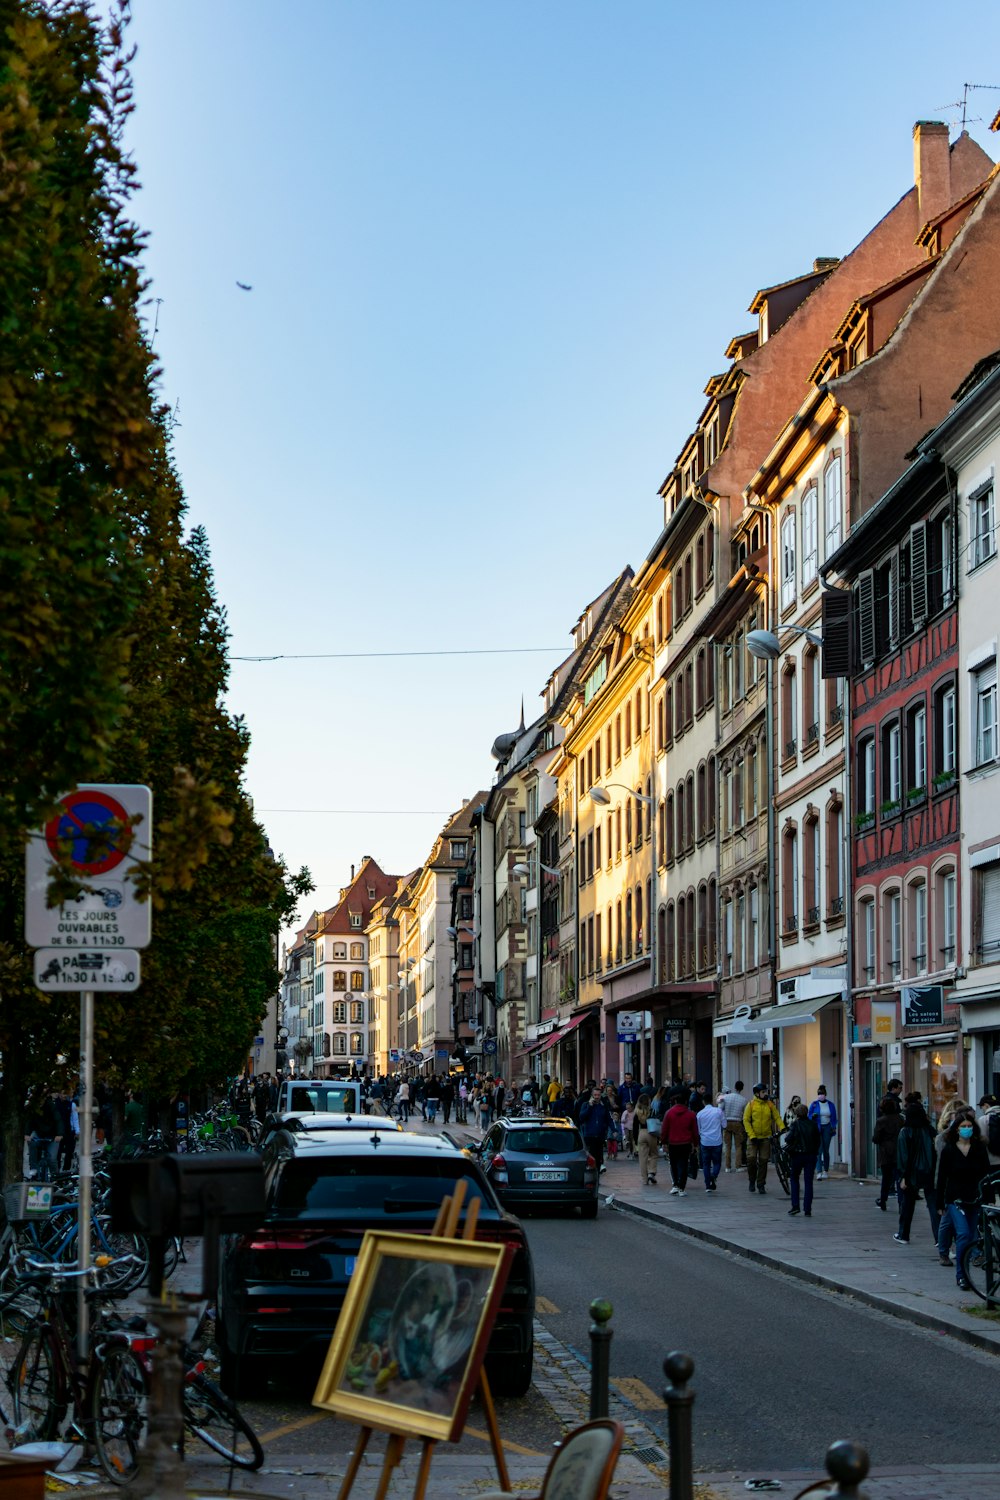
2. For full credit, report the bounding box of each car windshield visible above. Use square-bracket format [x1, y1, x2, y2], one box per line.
[507, 1128, 582, 1155]
[270, 1158, 494, 1217]
[289, 1087, 356, 1113]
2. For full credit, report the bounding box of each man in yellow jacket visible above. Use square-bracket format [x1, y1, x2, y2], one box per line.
[742, 1083, 783, 1194]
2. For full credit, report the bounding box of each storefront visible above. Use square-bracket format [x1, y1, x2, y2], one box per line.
[713, 1006, 766, 1094]
[958, 996, 1000, 1105]
[755, 989, 848, 1169]
[904, 1033, 961, 1125]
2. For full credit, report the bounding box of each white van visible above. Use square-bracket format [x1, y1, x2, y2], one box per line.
[277, 1078, 363, 1116]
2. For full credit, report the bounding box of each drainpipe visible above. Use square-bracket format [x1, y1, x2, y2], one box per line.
[843, 713, 856, 1175]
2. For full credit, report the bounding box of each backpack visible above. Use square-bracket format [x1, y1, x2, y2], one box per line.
[988, 1111, 1000, 1157]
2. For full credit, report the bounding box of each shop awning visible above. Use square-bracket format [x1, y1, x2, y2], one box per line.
[902, 1032, 957, 1048]
[534, 1013, 588, 1052]
[756, 994, 838, 1029]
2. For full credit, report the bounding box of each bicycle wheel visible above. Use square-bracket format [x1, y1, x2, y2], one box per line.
[97, 1226, 149, 1293]
[10, 1326, 65, 1441]
[183, 1371, 264, 1470]
[960, 1233, 996, 1302]
[772, 1142, 791, 1197]
[91, 1344, 147, 1485]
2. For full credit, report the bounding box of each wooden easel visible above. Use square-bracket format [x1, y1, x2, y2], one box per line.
[335, 1179, 511, 1500]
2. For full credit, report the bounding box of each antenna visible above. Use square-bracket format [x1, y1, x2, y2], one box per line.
[151, 296, 164, 345]
[935, 81, 1000, 133]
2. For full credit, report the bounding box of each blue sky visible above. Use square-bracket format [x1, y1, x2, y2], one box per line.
[124, 1, 999, 928]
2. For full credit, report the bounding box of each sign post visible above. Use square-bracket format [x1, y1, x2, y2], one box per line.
[25, 784, 152, 1359]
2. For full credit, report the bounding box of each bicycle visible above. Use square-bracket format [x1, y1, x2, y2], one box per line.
[123, 1331, 264, 1472]
[1, 1257, 147, 1484]
[959, 1169, 1000, 1302]
[770, 1132, 792, 1197]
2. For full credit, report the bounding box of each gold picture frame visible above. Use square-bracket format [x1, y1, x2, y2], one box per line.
[312, 1230, 512, 1444]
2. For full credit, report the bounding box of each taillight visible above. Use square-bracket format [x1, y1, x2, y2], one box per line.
[585, 1154, 596, 1170]
[490, 1154, 508, 1181]
[129, 1337, 157, 1355]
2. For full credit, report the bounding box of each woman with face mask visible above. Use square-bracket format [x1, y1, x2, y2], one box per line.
[935, 1111, 992, 1290]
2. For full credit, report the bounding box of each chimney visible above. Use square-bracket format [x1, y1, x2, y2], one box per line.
[913, 120, 951, 227]
[351, 863, 355, 881]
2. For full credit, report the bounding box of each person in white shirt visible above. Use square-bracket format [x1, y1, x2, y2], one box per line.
[718, 1081, 748, 1172]
[697, 1100, 726, 1191]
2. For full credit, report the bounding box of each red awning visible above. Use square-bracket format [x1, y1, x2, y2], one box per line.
[535, 1012, 588, 1052]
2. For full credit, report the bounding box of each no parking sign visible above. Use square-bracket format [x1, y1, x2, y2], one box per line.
[25, 783, 153, 950]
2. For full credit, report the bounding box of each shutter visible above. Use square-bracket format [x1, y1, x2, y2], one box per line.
[910, 521, 928, 623]
[887, 554, 899, 644]
[821, 588, 854, 678]
[982, 865, 1000, 958]
[857, 571, 876, 665]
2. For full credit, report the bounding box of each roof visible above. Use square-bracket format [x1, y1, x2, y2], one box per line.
[315, 857, 400, 938]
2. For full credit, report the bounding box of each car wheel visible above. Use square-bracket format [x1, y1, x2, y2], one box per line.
[485, 1348, 533, 1398]
[580, 1198, 599, 1219]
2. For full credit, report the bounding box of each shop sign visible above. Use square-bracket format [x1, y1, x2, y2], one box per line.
[902, 985, 944, 1028]
[871, 1001, 897, 1043]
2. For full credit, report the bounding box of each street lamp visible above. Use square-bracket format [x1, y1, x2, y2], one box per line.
[511, 861, 560, 879]
[747, 625, 822, 660]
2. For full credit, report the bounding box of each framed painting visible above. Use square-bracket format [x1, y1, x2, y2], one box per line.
[312, 1230, 512, 1443]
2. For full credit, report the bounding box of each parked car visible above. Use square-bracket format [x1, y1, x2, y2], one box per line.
[476, 1117, 599, 1217]
[217, 1132, 535, 1400]
[257, 1112, 402, 1153]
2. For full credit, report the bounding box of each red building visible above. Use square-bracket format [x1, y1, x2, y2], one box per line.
[826, 448, 961, 1154]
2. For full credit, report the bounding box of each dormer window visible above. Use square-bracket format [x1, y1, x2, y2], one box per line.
[350, 913, 362, 929]
[450, 839, 468, 860]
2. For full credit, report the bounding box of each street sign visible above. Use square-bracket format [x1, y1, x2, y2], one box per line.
[617, 1031, 638, 1043]
[25, 784, 152, 949]
[34, 948, 141, 992]
[483, 1038, 497, 1055]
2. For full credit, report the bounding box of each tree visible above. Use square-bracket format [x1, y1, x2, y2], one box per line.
[0, 3, 308, 1179]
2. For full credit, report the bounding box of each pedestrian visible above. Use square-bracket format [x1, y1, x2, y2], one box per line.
[440, 1076, 455, 1125]
[579, 1085, 613, 1174]
[479, 1086, 492, 1132]
[25, 1088, 63, 1180]
[396, 1078, 410, 1124]
[743, 1083, 783, 1195]
[620, 1101, 635, 1158]
[784, 1103, 820, 1217]
[633, 1093, 659, 1186]
[619, 1072, 642, 1107]
[546, 1075, 562, 1114]
[424, 1074, 441, 1124]
[782, 1094, 803, 1131]
[719, 1081, 748, 1172]
[894, 1100, 939, 1246]
[456, 1078, 468, 1123]
[687, 1081, 708, 1181]
[519, 1078, 535, 1113]
[550, 1085, 575, 1120]
[55, 1088, 77, 1173]
[881, 1078, 904, 1111]
[660, 1092, 699, 1197]
[808, 1085, 838, 1179]
[934, 1096, 971, 1262]
[872, 1095, 903, 1212]
[976, 1094, 1000, 1167]
[936, 1110, 992, 1289]
[495, 1078, 507, 1118]
[607, 1110, 622, 1160]
[696, 1094, 725, 1192]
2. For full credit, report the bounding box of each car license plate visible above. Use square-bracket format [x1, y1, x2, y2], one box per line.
[344, 1256, 357, 1276]
[526, 1170, 566, 1182]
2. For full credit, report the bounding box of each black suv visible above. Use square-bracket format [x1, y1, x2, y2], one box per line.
[217, 1132, 535, 1398]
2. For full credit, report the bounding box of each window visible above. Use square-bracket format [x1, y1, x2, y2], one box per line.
[780, 512, 796, 610]
[351, 971, 364, 992]
[332, 1000, 347, 1023]
[803, 816, 820, 927]
[735, 890, 746, 973]
[350, 913, 362, 929]
[802, 487, 818, 587]
[970, 481, 996, 570]
[782, 825, 798, 933]
[333, 970, 347, 991]
[910, 881, 927, 975]
[824, 457, 843, 556]
[973, 660, 998, 766]
[722, 897, 733, 977]
[882, 721, 901, 809]
[350, 1032, 364, 1055]
[333, 1032, 347, 1056]
[886, 889, 902, 979]
[746, 744, 758, 818]
[803, 649, 820, 748]
[782, 664, 797, 760]
[314, 968, 324, 995]
[860, 898, 876, 981]
[939, 868, 957, 964]
[350, 942, 364, 960]
[826, 802, 844, 917]
[974, 862, 1000, 965]
[936, 682, 956, 779]
[333, 943, 347, 960]
[748, 885, 759, 968]
[450, 839, 468, 860]
[350, 1000, 365, 1024]
[906, 703, 927, 795]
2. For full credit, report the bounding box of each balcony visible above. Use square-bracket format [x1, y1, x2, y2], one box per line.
[828, 896, 844, 918]
[806, 905, 820, 928]
[806, 722, 819, 746]
[783, 738, 797, 761]
[784, 913, 798, 934]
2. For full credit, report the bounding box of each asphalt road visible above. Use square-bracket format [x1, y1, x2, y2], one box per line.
[520, 1204, 1000, 1472]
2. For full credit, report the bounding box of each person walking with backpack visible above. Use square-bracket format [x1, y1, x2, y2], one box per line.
[895, 1100, 940, 1245]
[937, 1110, 992, 1290]
[743, 1083, 783, 1194]
[872, 1095, 903, 1212]
[784, 1103, 820, 1217]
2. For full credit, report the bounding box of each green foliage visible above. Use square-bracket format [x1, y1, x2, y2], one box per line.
[0, 2, 310, 1167]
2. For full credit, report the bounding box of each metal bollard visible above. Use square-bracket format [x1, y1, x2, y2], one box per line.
[588, 1298, 613, 1419]
[662, 1351, 695, 1500]
[819, 1441, 870, 1499]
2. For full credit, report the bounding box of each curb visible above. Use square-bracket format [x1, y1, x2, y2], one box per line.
[612, 1197, 1000, 1359]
